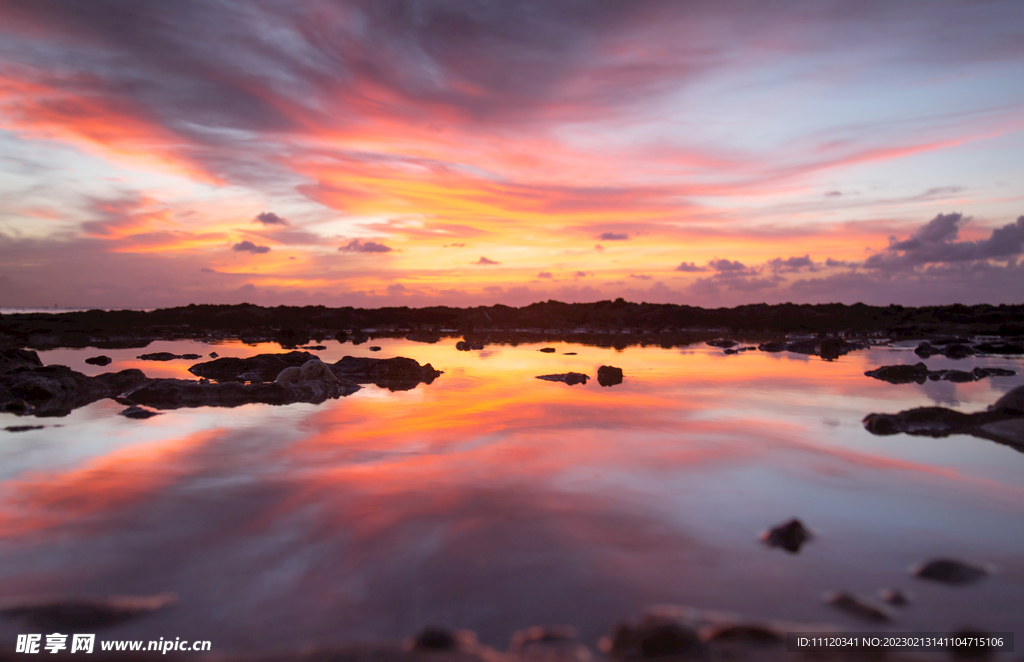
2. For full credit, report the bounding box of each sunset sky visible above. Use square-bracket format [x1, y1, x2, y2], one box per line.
[1, 0, 1023, 309]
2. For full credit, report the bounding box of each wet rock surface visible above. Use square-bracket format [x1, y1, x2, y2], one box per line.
[188, 351, 324, 382]
[597, 365, 623, 387]
[119, 405, 160, 419]
[536, 373, 589, 386]
[0, 348, 44, 373]
[332, 356, 442, 391]
[84, 355, 112, 366]
[121, 377, 361, 410]
[706, 339, 737, 349]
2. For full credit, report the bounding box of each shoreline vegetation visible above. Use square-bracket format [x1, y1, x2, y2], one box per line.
[1, 300, 1023, 352]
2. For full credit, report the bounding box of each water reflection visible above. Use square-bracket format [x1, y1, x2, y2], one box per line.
[1, 340, 1023, 652]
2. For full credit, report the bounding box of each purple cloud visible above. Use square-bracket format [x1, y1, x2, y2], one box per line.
[254, 212, 289, 226]
[339, 239, 393, 253]
[475, 257, 500, 265]
[600, 232, 629, 241]
[232, 240, 270, 254]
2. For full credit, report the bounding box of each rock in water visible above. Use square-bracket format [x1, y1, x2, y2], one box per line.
[605, 615, 705, 660]
[84, 355, 112, 366]
[119, 405, 160, 419]
[944, 343, 975, 359]
[274, 366, 301, 383]
[136, 352, 179, 361]
[510, 625, 592, 662]
[760, 518, 812, 553]
[597, 365, 623, 387]
[824, 592, 890, 622]
[865, 362, 931, 384]
[912, 558, 990, 585]
[706, 339, 737, 348]
[990, 385, 1024, 414]
[0, 593, 175, 630]
[757, 341, 787, 352]
[536, 373, 589, 386]
[539, 347, 557, 353]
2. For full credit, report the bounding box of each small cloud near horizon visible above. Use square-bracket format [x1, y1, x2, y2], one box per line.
[675, 261, 707, 272]
[476, 257, 500, 265]
[629, 273, 652, 280]
[254, 212, 289, 226]
[232, 240, 270, 254]
[339, 239, 393, 253]
[537, 271, 553, 278]
[600, 232, 629, 241]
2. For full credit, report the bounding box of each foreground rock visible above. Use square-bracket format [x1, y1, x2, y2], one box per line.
[865, 362, 1015, 384]
[597, 365, 623, 387]
[0, 348, 43, 373]
[862, 385, 1024, 452]
[536, 373, 589, 386]
[785, 337, 864, 360]
[0, 593, 175, 630]
[0, 363, 149, 417]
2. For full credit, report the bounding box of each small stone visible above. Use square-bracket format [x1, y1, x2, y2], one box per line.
[912, 558, 990, 585]
[85, 355, 112, 366]
[119, 406, 160, 419]
[760, 518, 812, 553]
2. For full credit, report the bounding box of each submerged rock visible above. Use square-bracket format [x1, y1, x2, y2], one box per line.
[912, 558, 991, 585]
[597, 365, 623, 387]
[915, 341, 941, 358]
[973, 342, 1024, 355]
[4, 425, 45, 432]
[757, 341, 787, 352]
[406, 331, 442, 344]
[333, 356, 442, 391]
[785, 339, 819, 355]
[819, 337, 856, 360]
[0, 593, 175, 630]
[706, 339, 737, 349]
[119, 405, 160, 419]
[760, 518, 813, 553]
[84, 355, 112, 366]
[189, 351, 321, 382]
[536, 373, 589, 386]
[539, 347, 557, 353]
[824, 592, 890, 622]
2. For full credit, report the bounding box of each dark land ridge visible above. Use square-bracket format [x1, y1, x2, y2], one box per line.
[2, 300, 1023, 351]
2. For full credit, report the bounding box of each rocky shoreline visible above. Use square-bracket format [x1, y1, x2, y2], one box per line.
[0, 349, 442, 417]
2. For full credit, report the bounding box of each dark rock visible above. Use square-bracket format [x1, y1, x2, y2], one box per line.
[470, 343, 484, 350]
[0, 366, 149, 417]
[1, 398, 33, 414]
[819, 337, 856, 360]
[944, 343, 975, 359]
[912, 558, 990, 585]
[723, 348, 738, 355]
[412, 628, 458, 651]
[915, 341, 941, 358]
[706, 339, 737, 348]
[137, 352, 179, 361]
[974, 367, 1015, 378]
[563, 352, 577, 355]
[757, 341, 787, 352]
[351, 333, 369, 345]
[122, 377, 360, 410]
[119, 405, 160, 419]
[0, 348, 43, 373]
[760, 518, 812, 553]
[0, 593, 175, 630]
[84, 355, 112, 366]
[510, 625, 590, 662]
[299, 345, 327, 350]
[536, 373, 589, 386]
[879, 588, 911, 606]
[369, 346, 382, 352]
[863, 406, 976, 437]
[539, 347, 557, 353]
[406, 331, 441, 344]
[973, 342, 1024, 355]
[943, 369, 977, 383]
[785, 339, 819, 355]
[209, 352, 219, 358]
[606, 615, 705, 660]
[5, 425, 44, 432]
[824, 592, 890, 622]
[702, 624, 783, 647]
[865, 362, 933, 384]
[598, 365, 624, 387]
[332, 356, 443, 391]
[455, 341, 468, 351]
[189, 351, 318, 382]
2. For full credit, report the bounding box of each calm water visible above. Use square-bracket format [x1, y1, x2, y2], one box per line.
[1, 338, 1023, 652]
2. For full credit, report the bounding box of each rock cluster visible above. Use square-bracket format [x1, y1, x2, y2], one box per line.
[865, 362, 1015, 384]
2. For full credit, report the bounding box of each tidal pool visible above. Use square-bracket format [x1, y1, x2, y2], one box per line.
[1, 338, 1023, 652]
